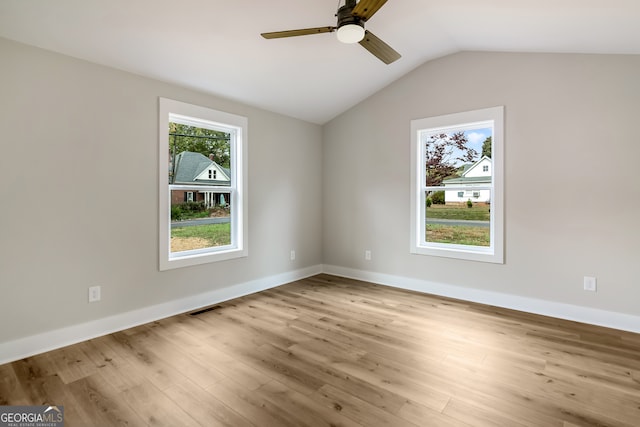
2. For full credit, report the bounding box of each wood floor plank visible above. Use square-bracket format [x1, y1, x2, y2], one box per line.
[206, 378, 306, 427]
[438, 348, 626, 425]
[105, 331, 195, 392]
[398, 399, 474, 427]
[10, 355, 59, 404]
[10, 356, 94, 425]
[284, 344, 412, 414]
[163, 380, 253, 427]
[198, 343, 273, 391]
[66, 373, 146, 426]
[127, 325, 228, 389]
[288, 335, 368, 366]
[254, 379, 363, 427]
[329, 358, 451, 413]
[1, 273, 639, 426]
[0, 363, 28, 405]
[121, 380, 200, 426]
[234, 341, 326, 396]
[443, 397, 531, 427]
[313, 383, 420, 427]
[544, 359, 640, 395]
[45, 343, 98, 384]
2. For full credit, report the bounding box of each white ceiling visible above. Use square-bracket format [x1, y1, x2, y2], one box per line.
[1, 0, 639, 124]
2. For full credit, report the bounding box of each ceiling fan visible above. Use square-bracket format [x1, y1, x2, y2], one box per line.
[261, 0, 401, 65]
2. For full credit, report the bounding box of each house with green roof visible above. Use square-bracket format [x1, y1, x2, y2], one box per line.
[442, 156, 492, 204]
[170, 151, 231, 208]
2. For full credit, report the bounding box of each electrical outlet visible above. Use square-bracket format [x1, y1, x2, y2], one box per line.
[364, 250, 372, 261]
[290, 250, 296, 261]
[89, 286, 101, 302]
[583, 276, 597, 292]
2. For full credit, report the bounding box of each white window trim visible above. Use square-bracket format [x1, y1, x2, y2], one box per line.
[159, 97, 248, 271]
[410, 106, 504, 264]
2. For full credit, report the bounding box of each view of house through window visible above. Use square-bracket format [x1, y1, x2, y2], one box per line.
[424, 126, 493, 247]
[169, 121, 232, 254]
[411, 106, 503, 263]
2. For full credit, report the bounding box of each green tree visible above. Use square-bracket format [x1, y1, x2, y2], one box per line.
[169, 122, 231, 168]
[482, 136, 492, 158]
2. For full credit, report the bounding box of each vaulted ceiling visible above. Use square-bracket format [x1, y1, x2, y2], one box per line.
[1, 0, 639, 124]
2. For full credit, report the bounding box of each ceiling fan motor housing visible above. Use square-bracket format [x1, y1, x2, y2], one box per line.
[337, 1, 364, 30]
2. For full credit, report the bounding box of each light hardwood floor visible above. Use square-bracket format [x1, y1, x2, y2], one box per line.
[1, 274, 640, 426]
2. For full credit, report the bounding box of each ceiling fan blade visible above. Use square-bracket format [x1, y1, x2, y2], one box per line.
[351, 0, 388, 21]
[358, 30, 401, 64]
[261, 27, 336, 39]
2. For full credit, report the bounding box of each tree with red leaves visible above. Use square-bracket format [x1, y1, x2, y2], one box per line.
[425, 131, 478, 186]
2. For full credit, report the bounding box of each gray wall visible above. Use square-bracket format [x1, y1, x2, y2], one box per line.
[0, 37, 323, 343]
[323, 51, 640, 316]
[2, 38, 639, 350]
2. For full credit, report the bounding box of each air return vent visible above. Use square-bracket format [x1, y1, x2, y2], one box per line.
[189, 305, 222, 316]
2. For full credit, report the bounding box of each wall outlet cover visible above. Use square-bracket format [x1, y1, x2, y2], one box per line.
[89, 286, 101, 302]
[583, 276, 597, 292]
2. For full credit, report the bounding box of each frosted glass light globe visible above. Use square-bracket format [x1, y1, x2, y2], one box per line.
[337, 24, 365, 44]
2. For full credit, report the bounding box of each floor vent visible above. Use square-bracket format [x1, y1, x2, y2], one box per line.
[189, 305, 222, 316]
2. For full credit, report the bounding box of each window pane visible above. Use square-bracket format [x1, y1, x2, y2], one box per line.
[168, 122, 231, 186]
[170, 190, 231, 253]
[168, 119, 233, 255]
[422, 126, 492, 247]
[425, 190, 491, 247]
[423, 130, 492, 185]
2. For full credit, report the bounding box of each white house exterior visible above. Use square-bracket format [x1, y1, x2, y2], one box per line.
[194, 162, 230, 183]
[442, 156, 492, 204]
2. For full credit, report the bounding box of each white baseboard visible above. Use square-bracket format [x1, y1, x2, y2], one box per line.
[322, 264, 640, 334]
[0, 265, 323, 365]
[4, 263, 638, 365]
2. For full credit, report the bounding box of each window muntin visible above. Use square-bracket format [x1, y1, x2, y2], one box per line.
[159, 98, 247, 270]
[410, 106, 504, 263]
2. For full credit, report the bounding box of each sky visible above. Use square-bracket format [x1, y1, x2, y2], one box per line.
[464, 127, 492, 160]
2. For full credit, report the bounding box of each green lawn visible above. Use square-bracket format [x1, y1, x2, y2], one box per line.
[426, 203, 490, 221]
[426, 223, 490, 246]
[171, 223, 230, 252]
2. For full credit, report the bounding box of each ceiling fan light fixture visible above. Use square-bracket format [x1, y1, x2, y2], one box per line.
[336, 23, 365, 44]
[261, 0, 401, 64]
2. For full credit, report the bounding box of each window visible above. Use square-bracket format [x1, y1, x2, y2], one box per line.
[410, 106, 504, 263]
[159, 98, 248, 270]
